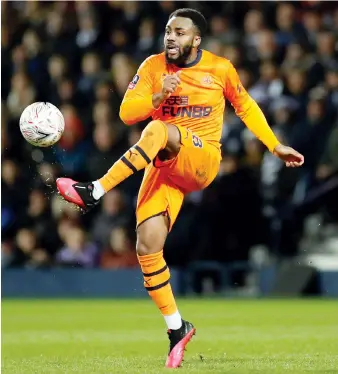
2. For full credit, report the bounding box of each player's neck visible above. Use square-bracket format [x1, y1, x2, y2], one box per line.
[185, 49, 198, 65]
[176, 49, 202, 68]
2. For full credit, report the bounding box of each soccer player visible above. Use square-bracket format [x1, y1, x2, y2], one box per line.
[56, 8, 304, 368]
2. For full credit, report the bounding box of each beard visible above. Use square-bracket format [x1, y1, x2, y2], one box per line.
[165, 43, 194, 66]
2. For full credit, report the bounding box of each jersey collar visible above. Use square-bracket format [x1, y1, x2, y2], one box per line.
[177, 49, 203, 68]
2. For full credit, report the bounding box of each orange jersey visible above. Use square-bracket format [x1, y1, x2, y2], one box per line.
[120, 49, 280, 153]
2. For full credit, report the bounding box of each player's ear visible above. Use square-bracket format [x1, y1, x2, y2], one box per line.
[193, 35, 201, 48]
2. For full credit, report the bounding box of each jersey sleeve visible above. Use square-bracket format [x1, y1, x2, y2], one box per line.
[223, 61, 280, 152]
[119, 57, 156, 125]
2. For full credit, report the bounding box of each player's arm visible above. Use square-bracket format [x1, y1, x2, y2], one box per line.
[224, 62, 279, 153]
[119, 58, 157, 125]
[119, 59, 180, 125]
[224, 62, 304, 167]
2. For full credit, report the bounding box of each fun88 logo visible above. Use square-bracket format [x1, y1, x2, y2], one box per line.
[162, 96, 212, 118]
[162, 105, 213, 118]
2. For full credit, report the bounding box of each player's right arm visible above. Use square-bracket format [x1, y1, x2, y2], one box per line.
[119, 58, 180, 125]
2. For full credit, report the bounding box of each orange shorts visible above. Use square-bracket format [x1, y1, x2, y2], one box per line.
[136, 124, 221, 230]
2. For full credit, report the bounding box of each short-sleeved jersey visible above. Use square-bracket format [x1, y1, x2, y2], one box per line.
[122, 49, 251, 149]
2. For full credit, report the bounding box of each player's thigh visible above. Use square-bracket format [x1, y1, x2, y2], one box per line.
[168, 125, 221, 191]
[136, 164, 184, 237]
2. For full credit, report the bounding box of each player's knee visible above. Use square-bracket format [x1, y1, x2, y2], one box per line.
[136, 229, 167, 256]
[136, 236, 162, 256]
[141, 120, 167, 144]
[136, 215, 168, 256]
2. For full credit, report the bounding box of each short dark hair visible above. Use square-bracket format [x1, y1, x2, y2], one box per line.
[169, 8, 207, 36]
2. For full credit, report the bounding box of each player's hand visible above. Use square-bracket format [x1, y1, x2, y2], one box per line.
[273, 144, 304, 167]
[162, 71, 181, 97]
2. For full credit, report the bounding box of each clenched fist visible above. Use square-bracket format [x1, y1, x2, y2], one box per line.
[162, 71, 181, 97]
[152, 71, 182, 109]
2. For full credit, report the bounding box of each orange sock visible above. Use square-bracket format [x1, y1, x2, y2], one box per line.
[99, 120, 168, 192]
[138, 250, 178, 317]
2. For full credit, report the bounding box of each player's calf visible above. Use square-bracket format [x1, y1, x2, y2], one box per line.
[136, 215, 195, 367]
[97, 120, 169, 195]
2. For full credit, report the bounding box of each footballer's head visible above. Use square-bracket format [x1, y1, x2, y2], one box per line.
[164, 8, 207, 66]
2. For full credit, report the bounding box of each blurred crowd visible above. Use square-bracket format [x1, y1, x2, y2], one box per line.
[2, 1, 338, 270]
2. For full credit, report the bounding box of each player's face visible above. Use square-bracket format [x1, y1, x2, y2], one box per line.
[164, 17, 200, 65]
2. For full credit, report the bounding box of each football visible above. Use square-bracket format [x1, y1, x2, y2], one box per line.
[19, 102, 65, 147]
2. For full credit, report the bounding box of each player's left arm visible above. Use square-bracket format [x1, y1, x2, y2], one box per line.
[224, 62, 304, 167]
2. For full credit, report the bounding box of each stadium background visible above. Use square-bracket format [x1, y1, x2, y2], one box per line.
[2, 2, 338, 373]
[1, 1, 338, 296]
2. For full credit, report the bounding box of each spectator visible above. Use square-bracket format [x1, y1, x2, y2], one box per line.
[249, 61, 283, 108]
[45, 11, 79, 72]
[47, 55, 68, 104]
[316, 31, 337, 70]
[55, 104, 88, 177]
[93, 100, 114, 126]
[243, 9, 265, 50]
[75, 5, 101, 51]
[134, 18, 157, 62]
[296, 88, 335, 177]
[325, 65, 338, 106]
[203, 38, 224, 56]
[78, 52, 107, 105]
[87, 123, 127, 181]
[20, 188, 59, 255]
[106, 27, 131, 57]
[94, 80, 112, 102]
[223, 45, 243, 67]
[256, 29, 281, 63]
[281, 43, 314, 72]
[209, 15, 239, 45]
[275, 3, 307, 47]
[56, 226, 98, 268]
[111, 53, 135, 98]
[284, 69, 308, 113]
[281, 42, 323, 88]
[269, 96, 301, 146]
[2, 159, 28, 214]
[7, 228, 50, 268]
[7, 72, 36, 119]
[91, 189, 131, 248]
[22, 28, 48, 94]
[302, 10, 323, 49]
[122, 1, 142, 41]
[100, 226, 138, 269]
[48, 55, 68, 83]
[316, 124, 338, 181]
[55, 77, 81, 108]
[10, 44, 27, 75]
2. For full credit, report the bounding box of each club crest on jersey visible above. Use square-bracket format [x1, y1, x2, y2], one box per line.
[201, 75, 213, 86]
[128, 74, 140, 89]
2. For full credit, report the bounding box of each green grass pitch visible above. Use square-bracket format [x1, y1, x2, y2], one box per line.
[2, 298, 338, 373]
